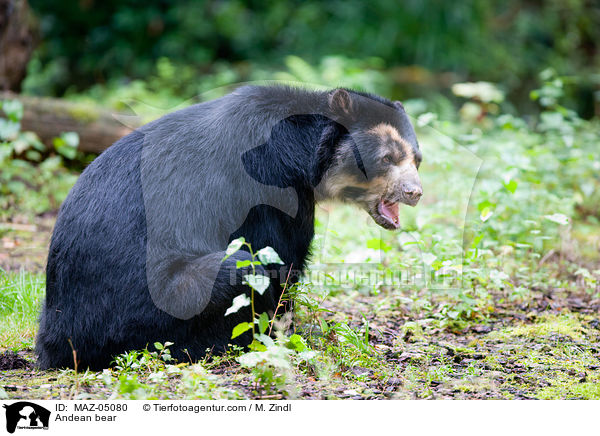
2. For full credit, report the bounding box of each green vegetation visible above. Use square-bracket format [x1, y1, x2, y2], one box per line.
[26, 0, 600, 118]
[0, 271, 45, 350]
[0, 99, 81, 221]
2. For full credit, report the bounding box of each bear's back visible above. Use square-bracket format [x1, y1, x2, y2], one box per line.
[39, 130, 160, 369]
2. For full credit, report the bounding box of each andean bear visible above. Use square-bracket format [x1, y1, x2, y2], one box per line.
[36, 85, 423, 370]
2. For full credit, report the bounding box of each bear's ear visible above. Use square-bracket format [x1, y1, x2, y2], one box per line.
[328, 89, 355, 118]
[393, 100, 405, 112]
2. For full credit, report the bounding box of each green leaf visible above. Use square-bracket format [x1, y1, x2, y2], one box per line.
[477, 200, 494, 212]
[287, 334, 307, 352]
[0, 143, 12, 162]
[236, 260, 261, 269]
[53, 132, 79, 159]
[237, 351, 264, 367]
[236, 259, 251, 268]
[503, 179, 518, 194]
[239, 345, 293, 368]
[223, 237, 245, 261]
[248, 339, 267, 352]
[366, 238, 392, 253]
[22, 131, 45, 151]
[61, 131, 79, 148]
[298, 350, 316, 362]
[256, 333, 274, 348]
[256, 246, 284, 265]
[243, 274, 270, 295]
[154, 342, 163, 350]
[0, 118, 20, 140]
[13, 137, 31, 154]
[256, 312, 270, 334]
[1, 100, 23, 122]
[421, 252, 437, 266]
[471, 233, 485, 250]
[447, 310, 460, 320]
[231, 322, 253, 339]
[544, 213, 570, 226]
[480, 207, 493, 222]
[224, 294, 251, 316]
[451, 81, 504, 103]
[25, 150, 42, 161]
[319, 319, 329, 334]
[416, 112, 437, 127]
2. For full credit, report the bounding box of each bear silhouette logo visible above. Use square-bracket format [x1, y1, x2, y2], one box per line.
[3, 402, 50, 433]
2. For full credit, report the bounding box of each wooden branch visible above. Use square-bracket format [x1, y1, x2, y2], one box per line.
[0, 91, 142, 153]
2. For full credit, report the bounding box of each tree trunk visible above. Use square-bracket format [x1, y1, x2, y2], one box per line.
[0, 0, 36, 92]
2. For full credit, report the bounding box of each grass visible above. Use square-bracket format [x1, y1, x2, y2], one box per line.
[0, 271, 45, 350]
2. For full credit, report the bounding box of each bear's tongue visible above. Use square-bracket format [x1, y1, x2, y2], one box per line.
[378, 200, 400, 228]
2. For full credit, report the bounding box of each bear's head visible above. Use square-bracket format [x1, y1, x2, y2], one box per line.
[316, 88, 423, 230]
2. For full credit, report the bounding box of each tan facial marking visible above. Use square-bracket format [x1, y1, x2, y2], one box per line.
[368, 123, 415, 162]
[322, 172, 387, 198]
[368, 123, 403, 143]
[390, 160, 419, 184]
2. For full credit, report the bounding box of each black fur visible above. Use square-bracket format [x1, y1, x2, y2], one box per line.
[36, 86, 410, 370]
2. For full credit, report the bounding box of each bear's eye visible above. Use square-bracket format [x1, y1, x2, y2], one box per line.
[382, 155, 393, 164]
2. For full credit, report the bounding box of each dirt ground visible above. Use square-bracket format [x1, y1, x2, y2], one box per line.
[0, 215, 55, 273]
[1, 217, 599, 400]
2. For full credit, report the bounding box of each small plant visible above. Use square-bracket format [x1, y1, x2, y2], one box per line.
[223, 237, 287, 351]
[223, 239, 319, 396]
[332, 321, 373, 355]
[113, 341, 176, 375]
[0, 99, 81, 219]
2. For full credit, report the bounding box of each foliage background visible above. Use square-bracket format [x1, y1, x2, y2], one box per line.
[26, 0, 600, 118]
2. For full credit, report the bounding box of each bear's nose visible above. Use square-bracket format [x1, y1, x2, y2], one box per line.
[401, 183, 423, 200]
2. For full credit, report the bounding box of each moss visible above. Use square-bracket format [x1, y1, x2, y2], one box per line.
[537, 382, 600, 400]
[65, 104, 102, 124]
[488, 312, 586, 341]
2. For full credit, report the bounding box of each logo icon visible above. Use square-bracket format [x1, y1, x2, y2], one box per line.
[3, 402, 50, 433]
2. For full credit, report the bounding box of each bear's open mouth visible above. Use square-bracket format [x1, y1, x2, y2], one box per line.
[376, 199, 400, 229]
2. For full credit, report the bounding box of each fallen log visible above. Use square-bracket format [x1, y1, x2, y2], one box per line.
[0, 91, 142, 153]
